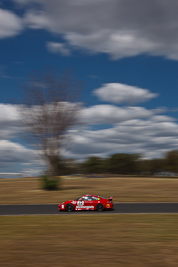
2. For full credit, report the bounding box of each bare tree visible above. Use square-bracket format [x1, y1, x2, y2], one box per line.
[22, 70, 82, 177]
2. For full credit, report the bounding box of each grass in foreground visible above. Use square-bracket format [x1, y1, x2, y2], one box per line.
[0, 176, 178, 204]
[0, 214, 178, 267]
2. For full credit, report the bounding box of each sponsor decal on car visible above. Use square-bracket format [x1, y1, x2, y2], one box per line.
[76, 206, 94, 210]
[77, 201, 84, 206]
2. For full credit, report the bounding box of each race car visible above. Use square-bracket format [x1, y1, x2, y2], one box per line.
[58, 194, 113, 212]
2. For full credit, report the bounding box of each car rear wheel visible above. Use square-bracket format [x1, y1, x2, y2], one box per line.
[65, 203, 74, 212]
[96, 203, 104, 211]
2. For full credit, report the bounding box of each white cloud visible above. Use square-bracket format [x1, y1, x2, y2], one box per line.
[67, 115, 178, 159]
[0, 104, 24, 139]
[0, 9, 23, 38]
[23, 9, 51, 29]
[80, 105, 157, 124]
[11, 0, 178, 60]
[0, 102, 178, 169]
[94, 83, 158, 104]
[0, 104, 44, 174]
[0, 139, 44, 175]
[0, 104, 22, 124]
[46, 42, 71, 56]
[0, 140, 35, 162]
[65, 30, 159, 59]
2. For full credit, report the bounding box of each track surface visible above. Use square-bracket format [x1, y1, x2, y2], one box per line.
[1, 203, 178, 215]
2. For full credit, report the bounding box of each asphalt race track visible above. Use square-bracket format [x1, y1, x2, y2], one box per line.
[0, 203, 178, 215]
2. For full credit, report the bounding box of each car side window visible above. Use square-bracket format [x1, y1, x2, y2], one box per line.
[82, 196, 94, 201]
[91, 197, 98, 201]
[82, 196, 88, 201]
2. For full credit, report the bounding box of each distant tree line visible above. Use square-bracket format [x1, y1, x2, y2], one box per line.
[56, 150, 178, 176]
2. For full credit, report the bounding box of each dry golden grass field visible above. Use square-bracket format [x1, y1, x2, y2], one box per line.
[1, 214, 178, 267]
[0, 176, 178, 204]
[1, 177, 178, 267]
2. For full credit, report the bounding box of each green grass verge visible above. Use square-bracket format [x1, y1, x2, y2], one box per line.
[0, 214, 178, 266]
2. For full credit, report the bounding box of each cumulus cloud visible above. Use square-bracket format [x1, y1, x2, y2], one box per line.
[46, 42, 71, 56]
[65, 30, 158, 59]
[0, 104, 22, 124]
[80, 105, 158, 124]
[23, 9, 51, 29]
[0, 9, 23, 38]
[67, 115, 178, 159]
[94, 83, 158, 104]
[0, 139, 43, 175]
[11, 0, 178, 60]
[0, 104, 25, 139]
[0, 140, 35, 163]
[0, 104, 44, 174]
[0, 102, 178, 170]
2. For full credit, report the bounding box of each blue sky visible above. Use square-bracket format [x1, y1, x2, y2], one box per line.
[1, 0, 178, 176]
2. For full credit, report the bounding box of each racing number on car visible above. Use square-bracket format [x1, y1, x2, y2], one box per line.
[77, 201, 84, 206]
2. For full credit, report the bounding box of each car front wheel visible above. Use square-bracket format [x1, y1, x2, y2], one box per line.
[96, 203, 104, 211]
[65, 203, 74, 212]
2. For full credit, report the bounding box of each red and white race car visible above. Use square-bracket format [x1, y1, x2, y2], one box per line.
[58, 194, 114, 212]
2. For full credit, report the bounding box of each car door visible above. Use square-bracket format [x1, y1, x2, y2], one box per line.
[76, 198, 85, 209]
[81, 196, 95, 210]
[91, 196, 100, 209]
[81, 196, 90, 209]
[76, 196, 89, 209]
[85, 196, 95, 209]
